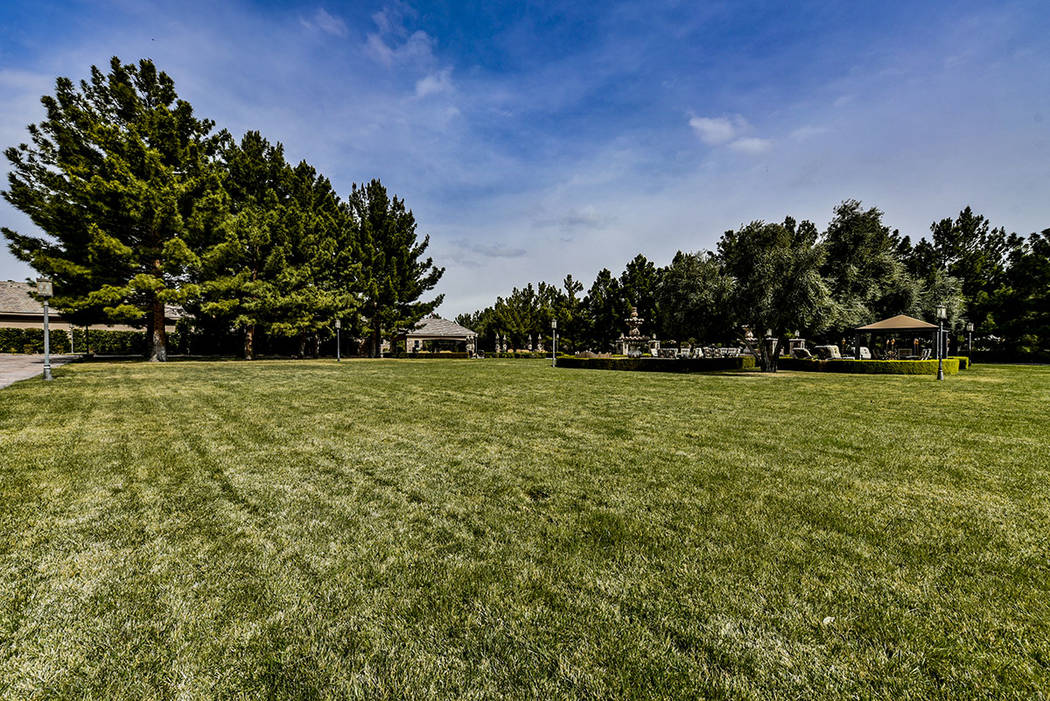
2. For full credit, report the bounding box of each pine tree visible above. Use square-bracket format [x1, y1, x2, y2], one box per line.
[2, 57, 225, 361]
[350, 179, 443, 356]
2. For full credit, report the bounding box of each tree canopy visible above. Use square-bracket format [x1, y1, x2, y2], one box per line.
[3, 58, 442, 360]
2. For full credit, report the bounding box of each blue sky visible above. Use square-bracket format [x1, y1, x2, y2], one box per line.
[1, 1, 1048, 316]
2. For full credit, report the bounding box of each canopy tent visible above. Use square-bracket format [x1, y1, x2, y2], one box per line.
[856, 314, 937, 332]
[852, 314, 940, 359]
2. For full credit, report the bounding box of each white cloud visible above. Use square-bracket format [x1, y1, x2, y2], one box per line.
[689, 116, 737, 144]
[790, 125, 827, 141]
[415, 68, 453, 98]
[728, 137, 772, 154]
[300, 8, 347, 38]
[366, 29, 435, 67]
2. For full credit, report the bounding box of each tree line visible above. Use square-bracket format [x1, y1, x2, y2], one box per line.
[2, 57, 443, 360]
[458, 201, 1049, 369]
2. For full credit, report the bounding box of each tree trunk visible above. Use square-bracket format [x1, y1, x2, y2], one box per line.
[243, 325, 255, 360]
[371, 326, 382, 358]
[148, 297, 167, 362]
[311, 335, 319, 358]
[298, 335, 307, 358]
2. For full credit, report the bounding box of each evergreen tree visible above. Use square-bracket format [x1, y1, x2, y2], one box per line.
[655, 251, 732, 344]
[820, 200, 916, 329]
[583, 269, 626, 351]
[718, 217, 832, 371]
[619, 254, 661, 336]
[350, 179, 443, 356]
[2, 57, 225, 361]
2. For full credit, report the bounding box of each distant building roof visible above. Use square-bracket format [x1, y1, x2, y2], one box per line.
[405, 317, 477, 338]
[856, 314, 938, 332]
[0, 281, 43, 316]
[0, 280, 185, 320]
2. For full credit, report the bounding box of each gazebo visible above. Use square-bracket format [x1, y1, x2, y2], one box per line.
[401, 317, 478, 355]
[853, 314, 938, 359]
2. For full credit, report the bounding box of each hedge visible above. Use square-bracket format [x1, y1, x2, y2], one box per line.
[0, 327, 181, 355]
[969, 350, 1050, 364]
[948, 356, 970, 370]
[556, 356, 756, 373]
[0, 327, 71, 354]
[778, 357, 960, 375]
[397, 352, 470, 359]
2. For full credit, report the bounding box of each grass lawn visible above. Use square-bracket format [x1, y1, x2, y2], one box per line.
[1, 359, 1048, 698]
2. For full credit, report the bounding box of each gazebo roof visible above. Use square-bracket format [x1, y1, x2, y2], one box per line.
[405, 317, 476, 338]
[856, 314, 938, 332]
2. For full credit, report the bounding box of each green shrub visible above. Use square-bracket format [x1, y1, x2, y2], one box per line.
[403, 352, 469, 359]
[948, 356, 969, 370]
[778, 358, 960, 375]
[557, 356, 756, 373]
[0, 327, 152, 355]
[0, 328, 70, 354]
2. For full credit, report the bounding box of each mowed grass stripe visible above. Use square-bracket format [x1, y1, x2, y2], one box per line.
[0, 359, 1047, 698]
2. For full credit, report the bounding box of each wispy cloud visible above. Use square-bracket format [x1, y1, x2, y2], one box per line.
[415, 68, 453, 98]
[728, 137, 772, 154]
[689, 116, 738, 145]
[300, 8, 347, 38]
[790, 125, 828, 141]
[690, 115, 771, 154]
[534, 206, 611, 231]
[455, 240, 527, 258]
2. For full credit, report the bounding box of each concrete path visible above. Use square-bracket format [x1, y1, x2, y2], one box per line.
[0, 354, 77, 390]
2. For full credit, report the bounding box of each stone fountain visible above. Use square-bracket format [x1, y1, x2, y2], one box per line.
[618, 307, 657, 357]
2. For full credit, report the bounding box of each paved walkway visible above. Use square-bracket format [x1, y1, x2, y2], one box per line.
[0, 354, 78, 389]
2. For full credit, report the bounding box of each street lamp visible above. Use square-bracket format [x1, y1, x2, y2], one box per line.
[936, 304, 947, 381]
[966, 321, 974, 357]
[334, 318, 342, 362]
[36, 278, 53, 381]
[551, 318, 558, 367]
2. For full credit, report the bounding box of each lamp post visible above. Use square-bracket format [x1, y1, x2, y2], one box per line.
[335, 318, 342, 361]
[37, 278, 53, 381]
[551, 318, 558, 367]
[966, 321, 974, 357]
[936, 304, 947, 381]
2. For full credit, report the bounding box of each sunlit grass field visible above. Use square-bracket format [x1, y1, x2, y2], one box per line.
[1, 359, 1047, 698]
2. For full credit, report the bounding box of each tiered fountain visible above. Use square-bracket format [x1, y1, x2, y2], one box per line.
[618, 307, 656, 357]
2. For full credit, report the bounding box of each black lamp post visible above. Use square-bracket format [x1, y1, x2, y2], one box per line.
[936, 304, 947, 381]
[966, 321, 974, 357]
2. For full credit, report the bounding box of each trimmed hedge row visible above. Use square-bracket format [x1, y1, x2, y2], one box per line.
[397, 352, 470, 359]
[0, 327, 71, 354]
[489, 352, 548, 359]
[949, 356, 970, 370]
[970, 350, 1050, 364]
[0, 327, 184, 355]
[557, 356, 756, 372]
[778, 357, 960, 375]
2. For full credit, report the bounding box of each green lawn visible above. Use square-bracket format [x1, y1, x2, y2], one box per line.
[1, 359, 1048, 698]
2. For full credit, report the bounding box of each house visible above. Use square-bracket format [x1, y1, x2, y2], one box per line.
[0, 280, 182, 334]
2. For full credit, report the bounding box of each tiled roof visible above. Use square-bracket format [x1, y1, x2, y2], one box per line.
[405, 317, 476, 337]
[0, 281, 45, 315]
[0, 280, 185, 320]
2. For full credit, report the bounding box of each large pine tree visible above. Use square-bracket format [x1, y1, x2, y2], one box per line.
[2, 57, 225, 361]
[349, 179, 443, 356]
